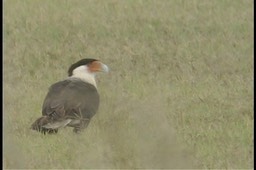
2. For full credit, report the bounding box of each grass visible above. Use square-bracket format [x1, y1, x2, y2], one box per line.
[3, 0, 253, 169]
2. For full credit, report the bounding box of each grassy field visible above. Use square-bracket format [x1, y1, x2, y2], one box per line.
[3, 0, 253, 169]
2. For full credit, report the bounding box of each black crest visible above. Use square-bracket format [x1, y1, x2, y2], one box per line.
[68, 58, 98, 76]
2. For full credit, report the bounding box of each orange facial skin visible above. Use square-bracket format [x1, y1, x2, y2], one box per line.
[88, 61, 103, 72]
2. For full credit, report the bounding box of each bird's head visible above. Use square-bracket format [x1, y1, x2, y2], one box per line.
[68, 58, 109, 87]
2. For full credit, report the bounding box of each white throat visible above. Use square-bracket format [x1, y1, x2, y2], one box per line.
[71, 65, 97, 88]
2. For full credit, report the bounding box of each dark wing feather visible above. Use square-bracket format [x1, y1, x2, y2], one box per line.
[42, 79, 99, 121]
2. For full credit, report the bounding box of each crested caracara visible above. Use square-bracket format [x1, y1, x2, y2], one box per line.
[31, 58, 109, 134]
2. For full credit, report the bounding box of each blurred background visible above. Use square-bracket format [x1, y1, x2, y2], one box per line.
[4, 0, 253, 169]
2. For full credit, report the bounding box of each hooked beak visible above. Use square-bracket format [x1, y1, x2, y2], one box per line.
[100, 63, 109, 73]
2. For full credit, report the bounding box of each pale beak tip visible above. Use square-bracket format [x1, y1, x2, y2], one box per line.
[102, 64, 109, 73]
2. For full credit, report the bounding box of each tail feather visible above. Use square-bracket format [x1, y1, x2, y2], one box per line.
[30, 116, 58, 134]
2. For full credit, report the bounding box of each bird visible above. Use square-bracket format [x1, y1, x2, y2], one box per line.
[30, 58, 109, 134]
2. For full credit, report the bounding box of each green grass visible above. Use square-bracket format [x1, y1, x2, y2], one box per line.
[4, 0, 253, 169]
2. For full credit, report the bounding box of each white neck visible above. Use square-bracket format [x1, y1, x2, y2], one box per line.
[70, 65, 97, 88]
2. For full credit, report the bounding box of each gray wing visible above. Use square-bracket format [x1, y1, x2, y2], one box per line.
[42, 79, 100, 121]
